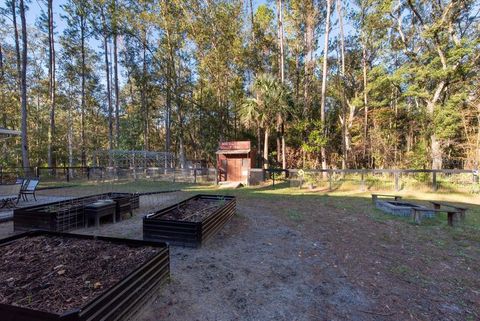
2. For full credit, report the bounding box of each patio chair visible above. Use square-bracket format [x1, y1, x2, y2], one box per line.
[20, 179, 39, 201]
[0, 184, 21, 208]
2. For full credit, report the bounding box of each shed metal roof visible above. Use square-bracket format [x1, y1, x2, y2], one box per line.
[215, 149, 250, 155]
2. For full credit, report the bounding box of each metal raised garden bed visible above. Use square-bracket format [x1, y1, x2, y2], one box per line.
[0, 230, 169, 321]
[13, 193, 140, 232]
[143, 194, 236, 247]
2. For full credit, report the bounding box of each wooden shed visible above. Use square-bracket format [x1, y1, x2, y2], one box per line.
[216, 141, 255, 182]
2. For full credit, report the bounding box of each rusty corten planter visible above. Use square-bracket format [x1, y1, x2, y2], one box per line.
[0, 230, 169, 321]
[143, 194, 236, 247]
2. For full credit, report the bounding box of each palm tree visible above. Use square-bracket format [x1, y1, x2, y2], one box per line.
[239, 73, 289, 169]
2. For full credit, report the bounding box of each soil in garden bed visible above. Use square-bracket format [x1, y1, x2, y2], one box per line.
[0, 236, 159, 314]
[159, 198, 224, 222]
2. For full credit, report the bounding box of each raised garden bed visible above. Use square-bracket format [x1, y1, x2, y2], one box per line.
[0, 230, 169, 321]
[143, 194, 236, 247]
[376, 200, 436, 218]
[13, 193, 139, 232]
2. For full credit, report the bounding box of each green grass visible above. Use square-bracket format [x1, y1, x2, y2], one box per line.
[46, 178, 480, 231]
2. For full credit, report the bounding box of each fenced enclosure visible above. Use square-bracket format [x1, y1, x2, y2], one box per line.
[0, 166, 219, 185]
[270, 169, 480, 194]
[92, 149, 175, 168]
[2, 165, 479, 194]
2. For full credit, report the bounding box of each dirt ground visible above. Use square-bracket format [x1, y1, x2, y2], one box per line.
[0, 188, 479, 320]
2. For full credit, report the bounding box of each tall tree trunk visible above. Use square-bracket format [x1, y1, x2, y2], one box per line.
[68, 90, 74, 171]
[19, 0, 30, 173]
[427, 95, 444, 169]
[303, 2, 314, 116]
[257, 126, 262, 168]
[165, 81, 172, 168]
[320, 0, 332, 171]
[101, 7, 113, 159]
[47, 0, 56, 171]
[11, 0, 21, 167]
[263, 128, 269, 170]
[249, 0, 255, 42]
[12, 0, 21, 98]
[337, 0, 347, 170]
[0, 44, 4, 126]
[276, 0, 286, 169]
[141, 33, 148, 150]
[80, 14, 86, 166]
[362, 42, 368, 161]
[0, 43, 3, 81]
[113, 33, 120, 148]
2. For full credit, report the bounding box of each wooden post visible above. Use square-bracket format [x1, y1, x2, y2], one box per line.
[432, 172, 437, 191]
[361, 170, 365, 192]
[0, 166, 3, 184]
[215, 168, 218, 185]
[394, 172, 399, 192]
[328, 171, 332, 191]
[193, 164, 197, 184]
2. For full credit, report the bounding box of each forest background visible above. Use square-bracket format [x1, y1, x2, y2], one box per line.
[0, 0, 479, 171]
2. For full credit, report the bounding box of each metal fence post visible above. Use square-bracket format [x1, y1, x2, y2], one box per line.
[215, 168, 218, 185]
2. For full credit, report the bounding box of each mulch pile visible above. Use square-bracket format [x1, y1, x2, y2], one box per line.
[161, 199, 222, 222]
[0, 236, 159, 314]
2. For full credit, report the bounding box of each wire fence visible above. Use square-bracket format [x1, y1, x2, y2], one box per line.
[270, 169, 480, 194]
[0, 166, 218, 185]
[2, 166, 479, 194]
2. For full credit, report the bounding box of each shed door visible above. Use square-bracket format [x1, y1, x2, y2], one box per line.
[227, 158, 242, 181]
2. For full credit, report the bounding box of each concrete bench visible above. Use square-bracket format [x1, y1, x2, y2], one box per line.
[411, 207, 460, 226]
[84, 200, 116, 228]
[371, 194, 402, 203]
[429, 201, 468, 221]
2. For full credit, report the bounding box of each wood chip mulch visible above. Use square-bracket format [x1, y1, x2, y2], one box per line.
[160, 199, 222, 222]
[0, 236, 159, 314]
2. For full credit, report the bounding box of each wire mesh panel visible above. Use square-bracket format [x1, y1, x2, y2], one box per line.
[286, 169, 478, 193]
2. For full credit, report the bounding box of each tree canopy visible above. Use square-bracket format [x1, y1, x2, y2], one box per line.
[0, 0, 479, 170]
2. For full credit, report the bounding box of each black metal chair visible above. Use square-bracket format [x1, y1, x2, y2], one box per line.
[20, 179, 39, 201]
[0, 184, 21, 208]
